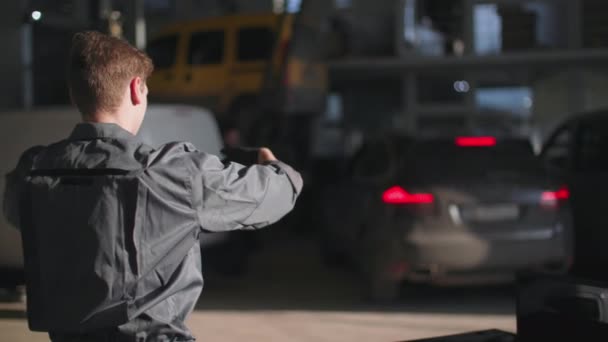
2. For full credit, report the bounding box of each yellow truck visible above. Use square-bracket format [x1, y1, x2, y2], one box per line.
[146, 12, 328, 145]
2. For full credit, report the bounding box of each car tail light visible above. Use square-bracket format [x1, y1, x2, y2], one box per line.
[382, 186, 434, 205]
[455, 136, 497, 147]
[541, 185, 570, 208]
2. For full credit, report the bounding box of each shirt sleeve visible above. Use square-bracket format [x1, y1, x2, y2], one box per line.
[3, 146, 44, 230]
[193, 153, 303, 232]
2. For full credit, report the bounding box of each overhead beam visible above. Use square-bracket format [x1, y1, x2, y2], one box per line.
[329, 49, 608, 78]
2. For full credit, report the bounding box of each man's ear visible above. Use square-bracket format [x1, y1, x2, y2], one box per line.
[130, 77, 143, 105]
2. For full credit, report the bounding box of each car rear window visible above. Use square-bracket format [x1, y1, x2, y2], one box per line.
[402, 139, 542, 180]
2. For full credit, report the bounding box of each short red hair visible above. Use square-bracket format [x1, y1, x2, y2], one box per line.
[68, 31, 154, 118]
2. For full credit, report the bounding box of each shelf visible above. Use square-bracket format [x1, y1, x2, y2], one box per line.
[329, 49, 608, 78]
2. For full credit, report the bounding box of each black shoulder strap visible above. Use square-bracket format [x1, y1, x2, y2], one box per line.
[29, 168, 131, 177]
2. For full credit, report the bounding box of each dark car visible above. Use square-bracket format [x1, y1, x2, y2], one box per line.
[540, 110, 608, 281]
[320, 134, 573, 300]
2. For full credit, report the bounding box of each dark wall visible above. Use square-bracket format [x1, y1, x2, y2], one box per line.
[32, 24, 76, 106]
[0, 1, 26, 109]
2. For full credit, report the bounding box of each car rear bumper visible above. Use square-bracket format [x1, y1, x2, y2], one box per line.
[398, 223, 572, 284]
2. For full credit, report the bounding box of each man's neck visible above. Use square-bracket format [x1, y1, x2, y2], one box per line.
[86, 112, 135, 135]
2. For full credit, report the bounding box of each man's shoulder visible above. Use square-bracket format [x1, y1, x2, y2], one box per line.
[145, 141, 218, 168]
[21, 145, 46, 158]
[15, 145, 46, 170]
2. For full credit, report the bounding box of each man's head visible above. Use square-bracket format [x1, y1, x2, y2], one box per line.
[68, 31, 154, 134]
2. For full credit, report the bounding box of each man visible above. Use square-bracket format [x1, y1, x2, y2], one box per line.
[2, 31, 302, 341]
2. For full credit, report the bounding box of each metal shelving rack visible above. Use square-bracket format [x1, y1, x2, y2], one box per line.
[328, 0, 608, 136]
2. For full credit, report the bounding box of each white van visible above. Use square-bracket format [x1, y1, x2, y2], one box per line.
[0, 104, 226, 289]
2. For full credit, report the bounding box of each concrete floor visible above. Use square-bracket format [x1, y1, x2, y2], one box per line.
[0, 234, 516, 341]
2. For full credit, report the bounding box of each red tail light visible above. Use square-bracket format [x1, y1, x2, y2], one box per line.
[541, 185, 570, 208]
[382, 186, 434, 205]
[455, 136, 497, 147]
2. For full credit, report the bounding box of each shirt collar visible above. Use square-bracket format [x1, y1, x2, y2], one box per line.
[68, 122, 140, 142]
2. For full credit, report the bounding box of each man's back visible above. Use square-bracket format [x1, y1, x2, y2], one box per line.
[7, 122, 302, 341]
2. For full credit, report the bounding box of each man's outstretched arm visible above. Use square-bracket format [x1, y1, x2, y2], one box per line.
[193, 148, 303, 232]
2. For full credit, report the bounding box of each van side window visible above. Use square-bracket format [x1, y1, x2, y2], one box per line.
[576, 121, 608, 173]
[188, 31, 224, 65]
[237, 28, 275, 62]
[147, 35, 178, 69]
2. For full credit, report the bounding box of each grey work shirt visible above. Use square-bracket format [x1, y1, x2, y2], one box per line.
[2, 122, 303, 341]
